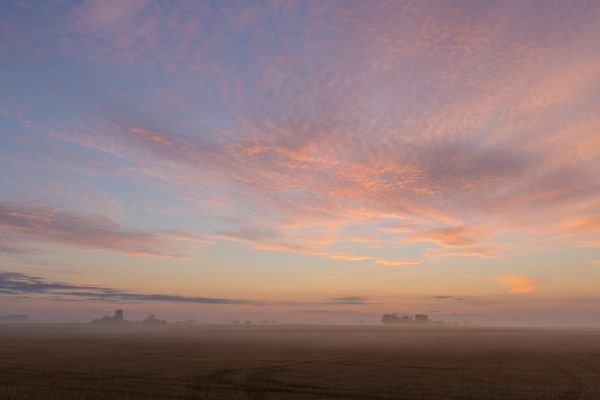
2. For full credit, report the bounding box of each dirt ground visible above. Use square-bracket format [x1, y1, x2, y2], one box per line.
[1, 324, 599, 399]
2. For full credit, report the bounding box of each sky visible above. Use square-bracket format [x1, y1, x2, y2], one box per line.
[1, 0, 599, 326]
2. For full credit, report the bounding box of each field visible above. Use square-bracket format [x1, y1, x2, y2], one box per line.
[1, 325, 600, 399]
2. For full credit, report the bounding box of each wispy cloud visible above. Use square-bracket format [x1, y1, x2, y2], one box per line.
[293, 309, 362, 316]
[211, 229, 370, 263]
[424, 245, 501, 259]
[433, 296, 466, 301]
[0, 202, 207, 258]
[405, 226, 483, 248]
[327, 253, 370, 262]
[0, 244, 28, 255]
[563, 217, 600, 236]
[0, 271, 245, 304]
[2, 0, 600, 267]
[494, 275, 539, 294]
[326, 296, 370, 305]
[375, 258, 422, 266]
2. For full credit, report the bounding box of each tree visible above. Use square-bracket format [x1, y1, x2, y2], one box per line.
[414, 314, 430, 323]
[382, 314, 411, 324]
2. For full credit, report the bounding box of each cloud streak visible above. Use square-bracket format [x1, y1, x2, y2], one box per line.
[494, 275, 539, 294]
[0, 271, 245, 304]
[375, 259, 422, 266]
[326, 296, 370, 305]
[0, 202, 206, 258]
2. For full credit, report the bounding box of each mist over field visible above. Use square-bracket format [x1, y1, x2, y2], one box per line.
[2, 324, 600, 399]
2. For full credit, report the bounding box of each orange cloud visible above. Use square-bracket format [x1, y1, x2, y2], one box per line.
[587, 260, 600, 266]
[494, 275, 538, 294]
[130, 127, 173, 144]
[375, 258, 422, 266]
[213, 229, 377, 263]
[406, 226, 483, 248]
[563, 216, 600, 235]
[327, 253, 371, 262]
[425, 245, 501, 258]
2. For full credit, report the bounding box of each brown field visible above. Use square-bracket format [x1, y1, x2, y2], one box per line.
[1, 324, 600, 399]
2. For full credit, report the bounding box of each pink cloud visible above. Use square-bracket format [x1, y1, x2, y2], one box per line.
[6, 1, 600, 263]
[210, 229, 371, 263]
[425, 245, 502, 259]
[405, 226, 483, 248]
[328, 253, 370, 262]
[563, 216, 600, 235]
[0, 202, 205, 258]
[375, 259, 422, 266]
[74, 0, 150, 29]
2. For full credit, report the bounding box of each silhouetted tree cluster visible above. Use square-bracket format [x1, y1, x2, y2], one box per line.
[0, 314, 28, 323]
[92, 309, 125, 324]
[139, 315, 167, 325]
[382, 314, 410, 324]
[381, 313, 432, 324]
[414, 314, 431, 323]
[227, 319, 279, 325]
[175, 319, 195, 325]
[91, 310, 168, 325]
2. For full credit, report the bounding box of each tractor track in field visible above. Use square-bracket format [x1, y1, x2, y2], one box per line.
[528, 350, 586, 400]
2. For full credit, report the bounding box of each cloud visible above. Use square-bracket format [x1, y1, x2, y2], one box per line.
[587, 260, 600, 266]
[211, 228, 319, 255]
[0, 202, 206, 258]
[0, 272, 378, 309]
[326, 296, 369, 305]
[211, 229, 370, 262]
[563, 217, 600, 235]
[3, 1, 600, 264]
[0, 244, 28, 254]
[433, 296, 466, 301]
[293, 309, 361, 315]
[405, 226, 483, 248]
[0, 271, 245, 304]
[375, 258, 422, 266]
[74, 0, 150, 29]
[494, 275, 538, 294]
[327, 253, 370, 261]
[424, 245, 501, 258]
